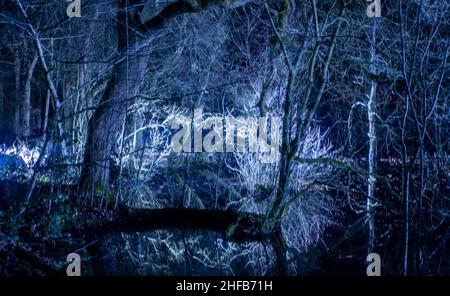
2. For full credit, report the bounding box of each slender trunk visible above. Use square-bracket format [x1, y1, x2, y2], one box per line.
[43, 90, 50, 133]
[14, 52, 21, 137]
[367, 86, 376, 254]
[257, 0, 290, 116]
[22, 53, 38, 138]
[416, 140, 424, 274]
[268, 69, 295, 224]
[14, 2, 68, 156]
[403, 172, 410, 275]
[367, 21, 377, 254]
[401, 84, 410, 275]
[267, 5, 344, 225]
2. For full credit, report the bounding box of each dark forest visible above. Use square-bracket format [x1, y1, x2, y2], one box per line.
[0, 0, 448, 276]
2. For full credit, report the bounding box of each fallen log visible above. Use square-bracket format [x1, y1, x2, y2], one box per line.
[76, 208, 271, 243]
[74, 207, 287, 274]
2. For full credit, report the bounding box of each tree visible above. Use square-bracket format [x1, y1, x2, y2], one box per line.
[79, 0, 252, 199]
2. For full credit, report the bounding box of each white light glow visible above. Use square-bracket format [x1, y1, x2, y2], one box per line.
[0, 143, 41, 167]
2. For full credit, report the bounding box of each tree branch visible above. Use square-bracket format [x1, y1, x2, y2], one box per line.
[138, 0, 251, 33]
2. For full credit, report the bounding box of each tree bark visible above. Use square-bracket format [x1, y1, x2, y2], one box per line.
[22, 53, 38, 138]
[79, 39, 149, 198]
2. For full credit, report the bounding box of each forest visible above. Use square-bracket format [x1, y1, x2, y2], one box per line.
[0, 0, 448, 276]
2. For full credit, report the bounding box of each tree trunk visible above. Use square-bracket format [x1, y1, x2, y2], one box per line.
[79, 55, 148, 196]
[367, 83, 376, 254]
[257, 0, 290, 116]
[403, 172, 410, 275]
[22, 53, 38, 138]
[401, 73, 410, 275]
[13, 52, 21, 138]
[267, 3, 344, 225]
[367, 20, 377, 254]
